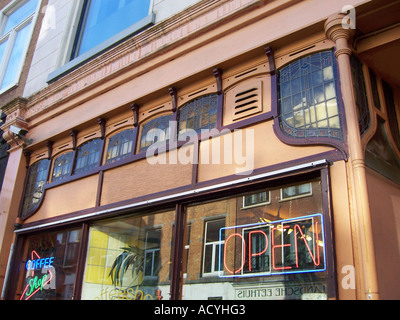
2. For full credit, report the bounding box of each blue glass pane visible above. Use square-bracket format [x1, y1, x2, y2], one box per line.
[1, 22, 31, 90]
[77, 0, 151, 56]
[3, 0, 38, 35]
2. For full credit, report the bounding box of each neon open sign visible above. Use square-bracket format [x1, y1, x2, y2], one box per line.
[219, 214, 326, 278]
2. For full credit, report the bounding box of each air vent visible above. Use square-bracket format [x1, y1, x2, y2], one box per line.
[228, 79, 263, 121]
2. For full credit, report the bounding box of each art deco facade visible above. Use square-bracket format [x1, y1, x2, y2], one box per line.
[0, 0, 399, 300]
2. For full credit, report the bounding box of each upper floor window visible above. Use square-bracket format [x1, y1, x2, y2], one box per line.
[178, 94, 218, 137]
[52, 151, 73, 182]
[278, 50, 342, 140]
[71, 0, 152, 59]
[0, 0, 39, 92]
[21, 158, 50, 219]
[73, 138, 102, 175]
[105, 129, 135, 164]
[139, 114, 173, 152]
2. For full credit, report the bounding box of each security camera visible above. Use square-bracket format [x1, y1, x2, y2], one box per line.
[10, 125, 28, 136]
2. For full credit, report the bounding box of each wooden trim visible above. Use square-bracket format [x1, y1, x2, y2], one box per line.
[170, 203, 186, 300]
[16, 151, 343, 232]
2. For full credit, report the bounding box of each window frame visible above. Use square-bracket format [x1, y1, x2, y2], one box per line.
[104, 128, 136, 165]
[73, 138, 102, 175]
[280, 182, 312, 201]
[242, 191, 271, 209]
[0, 0, 41, 94]
[273, 43, 347, 156]
[202, 219, 225, 277]
[47, 0, 155, 83]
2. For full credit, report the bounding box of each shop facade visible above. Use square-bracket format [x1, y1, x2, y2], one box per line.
[1, 0, 400, 300]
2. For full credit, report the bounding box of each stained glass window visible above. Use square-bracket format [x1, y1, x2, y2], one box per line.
[178, 94, 218, 137]
[21, 159, 50, 219]
[105, 129, 135, 164]
[74, 138, 102, 174]
[52, 151, 73, 182]
[350, 55, 370, 135]
[139, 114, 173, 152]
[278, 51, 342, 140]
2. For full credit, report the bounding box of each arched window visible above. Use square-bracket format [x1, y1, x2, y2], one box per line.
[139, 114, 173, 152]
[21, 159, 50, 219]
[105, 129, 135, 164]
[52, 151, 73, 182]
[74, 138, 102, 174]
[178, 93, 218, 137]
[278, 50, 342, 140]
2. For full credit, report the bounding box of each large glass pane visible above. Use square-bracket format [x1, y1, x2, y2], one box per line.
[3, 0, 38, 35]
[1, 21, 31, 90]
[16, 227, 82, 300]
[75, 0, 151, 57]
[182, 178, 329, 300]
[81, 210, 174, 300]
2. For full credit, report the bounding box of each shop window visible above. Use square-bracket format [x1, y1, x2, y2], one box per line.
[280, 182, 312, 201]
[178, 94, 218, 137]
[350, 55, 370, 135]
[183, 178, 329, 300]
[21, 159, 50, 219]
[0, 0, 39, 92]
[16, 227, 82, 300]
[278, 50, 343, 140]
[73, 138, 102, 174]
[71, 0, 152, 59]
[81, 210, 174, 300]
[105, 129, 135, 164]
[243, 191, 270, 208]
[52, 151, 73, 182]
[139, 114, 173, 152]
[203, 219, 225, 276]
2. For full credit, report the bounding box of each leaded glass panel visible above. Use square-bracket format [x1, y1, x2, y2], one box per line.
[278, 51, 342, 140]
[139, 114, 173, 152]
[21, 159, 50, 219]
[178, 94, 218, 137]
[52, 151, 73, 182]
[74, 138, 102, 174]
[105, 129, 135, 164]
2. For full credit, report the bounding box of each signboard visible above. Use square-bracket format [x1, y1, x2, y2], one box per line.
[219, 214, 326, 278]
[21, 250, 56, 300]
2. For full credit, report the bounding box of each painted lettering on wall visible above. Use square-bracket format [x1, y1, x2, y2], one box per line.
[220, 214, 326, 278]
[21, 250, 55, 300]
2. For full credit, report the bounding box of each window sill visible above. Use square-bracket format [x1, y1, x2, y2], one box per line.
[47, 13, 156, 84]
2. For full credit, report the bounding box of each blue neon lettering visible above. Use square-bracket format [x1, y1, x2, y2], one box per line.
[25, 257, 55, 270]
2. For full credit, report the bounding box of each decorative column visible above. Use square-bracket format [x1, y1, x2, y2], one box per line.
[325, 14, 379, 300]
[0, 100, 30, 298]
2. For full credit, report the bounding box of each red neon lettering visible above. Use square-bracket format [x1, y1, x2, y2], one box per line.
[224, 233, 245, 274]
[248, 230, 268, 272]
[294, 221, 320, 267]
[271, 225, 292, 270]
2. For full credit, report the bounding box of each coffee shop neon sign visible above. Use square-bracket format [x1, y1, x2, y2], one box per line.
[219, 214, 326, 278]
[21, 250, 54, 300]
